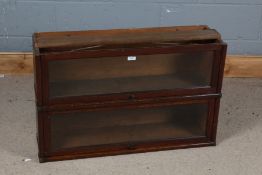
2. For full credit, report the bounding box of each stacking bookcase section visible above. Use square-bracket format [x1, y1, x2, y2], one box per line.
[33, 25, 226, 106]
[37, 96, 221, 162]
[33, 25, 227, 162]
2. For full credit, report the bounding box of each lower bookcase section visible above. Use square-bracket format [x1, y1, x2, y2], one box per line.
[37, 97, 220, 162]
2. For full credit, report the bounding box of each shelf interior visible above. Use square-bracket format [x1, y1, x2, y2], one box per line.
[50, 103, 208, 150]
[49, 74, 206, 98]
[48, 52, 214, 98]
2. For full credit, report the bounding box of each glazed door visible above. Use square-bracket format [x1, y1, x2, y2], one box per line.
[43, 99, 216, 154]
[42, 45, 222, 104]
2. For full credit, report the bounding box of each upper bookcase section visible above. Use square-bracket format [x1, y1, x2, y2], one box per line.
[33, 25, 221, 54]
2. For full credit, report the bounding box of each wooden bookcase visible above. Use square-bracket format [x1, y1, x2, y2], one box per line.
[33, 25, 227, 162]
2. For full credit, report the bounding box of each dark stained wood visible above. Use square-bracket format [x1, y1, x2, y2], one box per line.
[210, 98, 222, 143]
[40, 139, 215, 162]
[217, 43, 228, 91]
[36, 111, 45, 157]
[33, 26, 227, 162]
[33, 34, 43, 106]
[41, 93, 220, 113]
[41, 43, 223, 60]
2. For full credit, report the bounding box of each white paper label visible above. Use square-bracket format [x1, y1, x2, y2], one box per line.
[127, 56, 136, 61]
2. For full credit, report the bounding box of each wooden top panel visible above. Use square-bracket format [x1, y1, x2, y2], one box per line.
[33, 25, 221, 51]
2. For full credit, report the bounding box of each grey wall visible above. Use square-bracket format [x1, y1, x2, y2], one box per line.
[0, 0, 262, 54]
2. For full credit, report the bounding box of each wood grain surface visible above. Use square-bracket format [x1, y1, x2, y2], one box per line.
[33, 26, 220, 50]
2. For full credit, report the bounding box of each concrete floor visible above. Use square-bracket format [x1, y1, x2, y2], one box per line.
[0, 75, 261, 175]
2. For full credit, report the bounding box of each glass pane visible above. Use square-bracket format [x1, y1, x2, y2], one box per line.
[50, 103, 208, 151]
[48, 52, 214, 98]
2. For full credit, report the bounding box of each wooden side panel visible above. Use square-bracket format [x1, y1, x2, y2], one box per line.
[217, 43, 227, 91]
[33, 42, 43, 106]
[37, 111, 45, 157]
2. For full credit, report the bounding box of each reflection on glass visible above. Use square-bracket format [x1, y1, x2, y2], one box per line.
[50, 103, 208, 150]
[48, 52, 214, 98]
